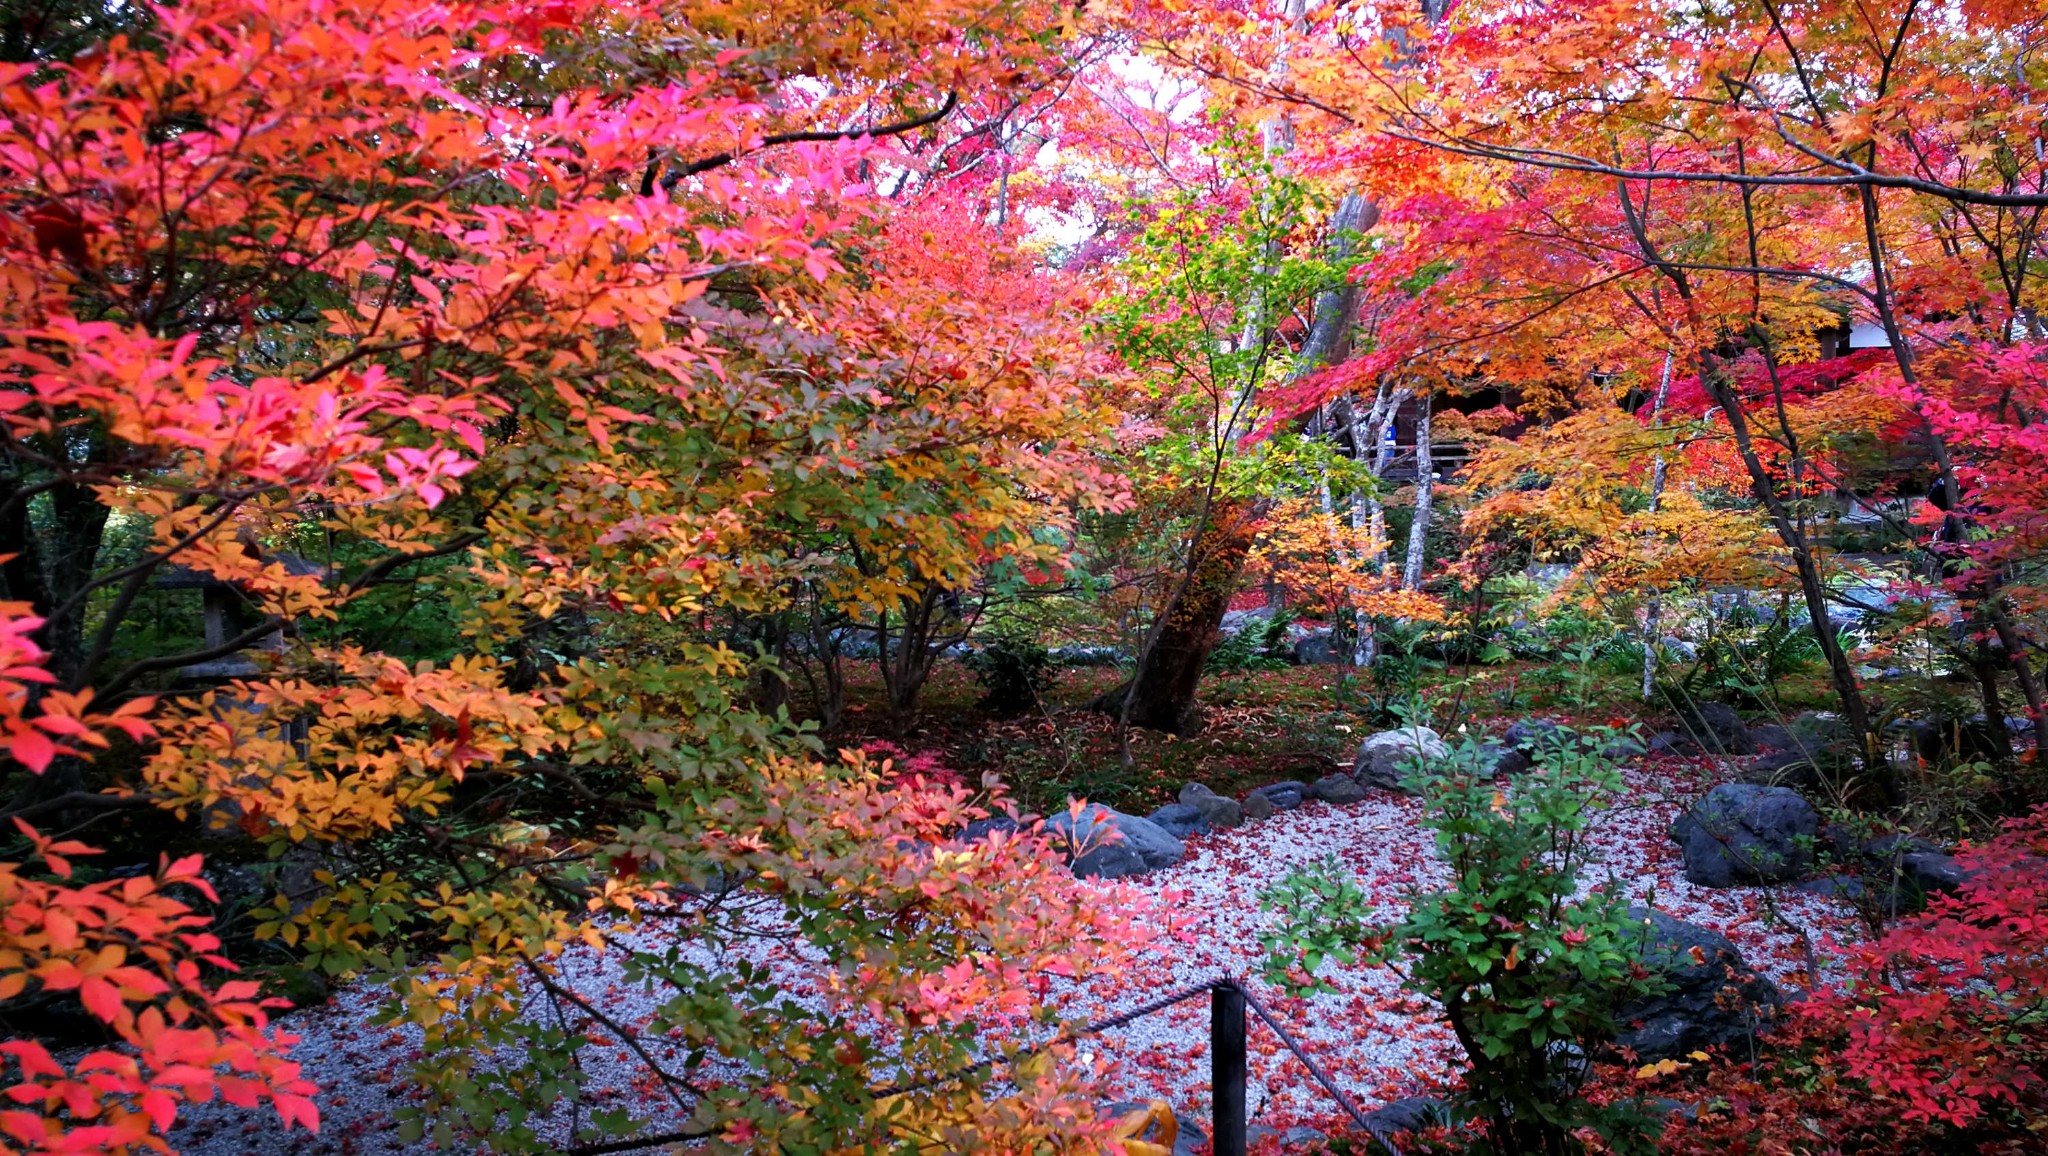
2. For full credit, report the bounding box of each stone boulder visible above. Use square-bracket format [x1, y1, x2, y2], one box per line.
[1898, 850, 1970, 897]
[1800, 832, 1959, 910]
[1860, 832, 1942, 861]
[1293, 630, 1343, 666]
[1670, 701, 1754, 756]
[1352, 725, 1450, 792]
[1792, 875, 1874, 902]
[958, 815, 1019, 842]
[1051, 644, 1125, 667]
[1245, 1124, 1330, 1152]
[1602, 735, 1648, 760]
[1241, 791, 1276, 822]
[1249, 781, 1308, 811]
[1747, 723, 1794, 753]
[1670, 784, 1818, 886]
[1480, 743, 1525, 777]
[1145, 803, 1211, 841]
[1739, 748, 1821, 791]
[1614, 907, 1782, 1060]
[1646, 730, 1695, 757]
[1505, 718, 1564, 750]
[1047, 804, 1184, 879]
[1486, 718, 1566, 776]
[1177, 782, 1244, 830]
[1359, 1096, 1445, 1138]
[1909, 715, 2011, 763]
[1308, 772, 1369, 804]
[1747, 713, 1858, 788]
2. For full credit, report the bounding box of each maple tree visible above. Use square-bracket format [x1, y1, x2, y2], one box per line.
[1079, 127, 1370, 738]
[1114, 0, 2048, 787]
[0, 0, 1163, 1149]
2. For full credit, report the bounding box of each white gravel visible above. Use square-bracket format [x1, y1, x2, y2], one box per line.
[167, 760, 1858, 1153]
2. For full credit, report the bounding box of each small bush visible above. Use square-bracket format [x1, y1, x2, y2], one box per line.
[1662, 605, 1825, 709]
[1206, 609, 1295, 672]
[963, 631, 1057, 716]
[1260, 726, 1666, 1155]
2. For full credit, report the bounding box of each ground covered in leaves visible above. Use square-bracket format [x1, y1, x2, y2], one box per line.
[166, 662, 1864, 1155]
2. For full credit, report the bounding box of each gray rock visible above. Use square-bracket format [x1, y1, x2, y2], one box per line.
[1504, 718, 1564, 751]
[1246, 1124, 1329, 1152]
[1048, 804, 1184, 879]
[1673, 701, 1754, 755]
[1360, 1095, 1445, 1135]
[1051, 644, 1125, 666]
[1647, 730, 1694, 756]
[1670, 784, 1818, 886]
[202, 863, 266, 911]
[1250, 781, 1307, 811]
[1146, 803, 1211, 840]
[1242, 790, 1276, 821]
[1219, 608, 1273, 636]
[1487, 719, 1566, 776]
[275, 843, 350, 914]
[1615, 907, 1781, 1060]
[1603, 735, 1648, 760]
[1748, 723, 1794, 752]
[1102, 1101, 1204, 1156]
[1642, 1097, 1699, 1121]
[1177, 782, 1245, 830]
[1352, 725, 1449, 791]
[1308, 772, 1368, 804]
[1819, 833, 1955, 908]
[1293, 630, 1343, 665]
[1910, 716, 2009, 762]
[1788, 710, 1850, 741]
[1820, 822, 1859, 861]
[1899, 851, 1969, 896]
[1740, 748, 1820, 791]
[1792, 874, 1869, 901]
[1484, 743, 1531, 777]
[1659, 635, 1699, 662]
[958, 815, 1019, 842]
[1862, 833, 1941, 862]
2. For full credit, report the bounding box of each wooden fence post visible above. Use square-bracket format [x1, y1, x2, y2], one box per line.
[1212, 980, 1247, 1156]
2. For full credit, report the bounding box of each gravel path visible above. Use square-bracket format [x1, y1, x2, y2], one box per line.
[169, 761, 1857, 1154]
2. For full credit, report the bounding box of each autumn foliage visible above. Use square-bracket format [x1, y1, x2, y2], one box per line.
[4, 0, 2048, 1149]
[0, 0, 1149, 1149]
[1638, 807, 2048, 1154]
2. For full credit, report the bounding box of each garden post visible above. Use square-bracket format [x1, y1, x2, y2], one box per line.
[1212, 980, 1248, 1156]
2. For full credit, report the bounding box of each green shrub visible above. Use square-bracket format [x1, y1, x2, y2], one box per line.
[1662, 604, 1825, 709]
[963, 631, 1056, 716]
[1260, 727, 1666, 1155]
[1206, 609, 1295, 672]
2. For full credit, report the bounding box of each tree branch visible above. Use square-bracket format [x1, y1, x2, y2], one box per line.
[644, 92, 961, 194]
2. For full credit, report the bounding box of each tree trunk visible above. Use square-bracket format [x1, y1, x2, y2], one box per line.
[1988, 597, 2048, 741]
[1696, 358, 1890, 800]
[1642, 351, 1674, 701]
[802, 591, 847, 731]
[875, 585, 967, 736]
[1089, 501, 1258, 735]
[743, 612, 791, 718]
[1402, 391, 1433, 591]
[1300, 193, 1377, 367]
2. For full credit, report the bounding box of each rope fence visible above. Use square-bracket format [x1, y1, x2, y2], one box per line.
[563, 973, 1409, 1156]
